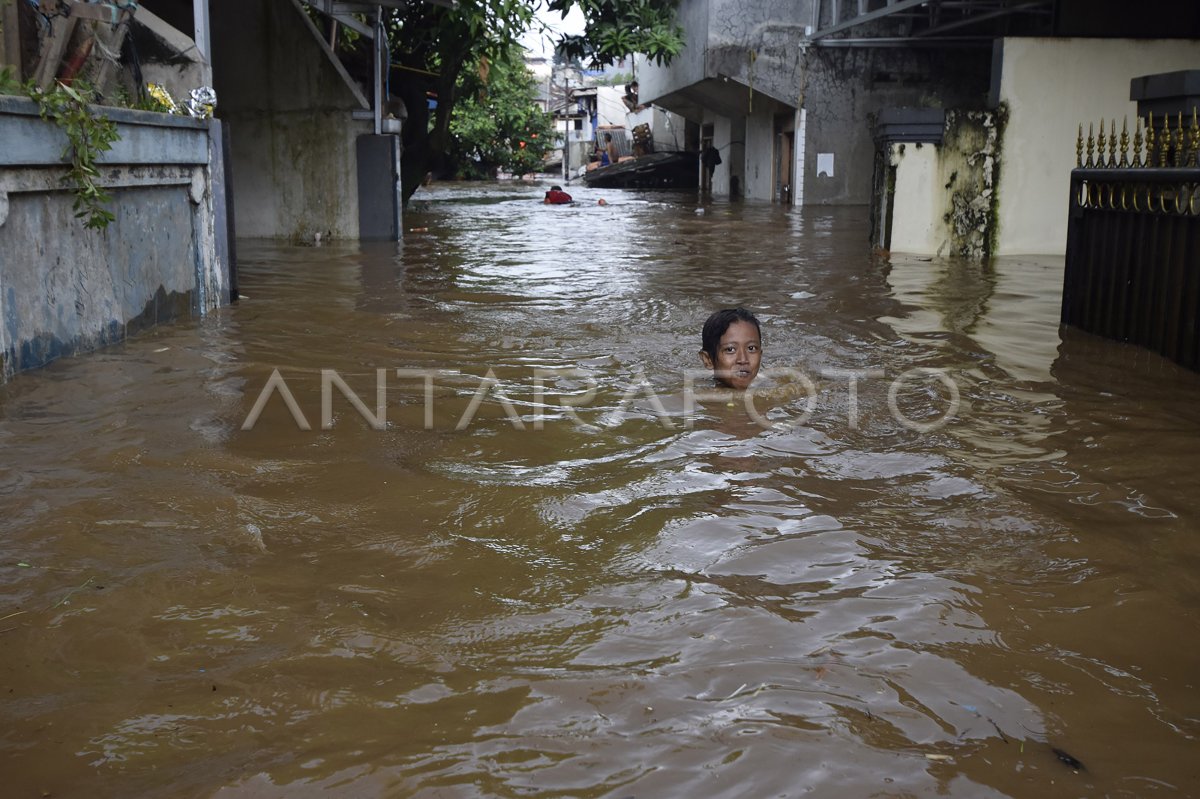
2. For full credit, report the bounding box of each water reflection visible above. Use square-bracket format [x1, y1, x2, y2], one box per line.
[1, 183, 1198, 798]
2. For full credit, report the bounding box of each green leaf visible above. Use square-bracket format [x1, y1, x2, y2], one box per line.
[29, 81, 119, 231]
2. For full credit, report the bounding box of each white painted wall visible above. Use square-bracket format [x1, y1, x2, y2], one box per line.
[996, 37, 1200, 255]
[744, 110, 775, 201]
[625, 104, 688, 154]
[657, 108, 688, 153]
[627, 105, 653, 130]
[595, 87, 627, 128]
[889, 143, 950, 256]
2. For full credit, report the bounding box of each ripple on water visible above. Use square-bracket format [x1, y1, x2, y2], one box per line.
[2, 194, 1199, 798]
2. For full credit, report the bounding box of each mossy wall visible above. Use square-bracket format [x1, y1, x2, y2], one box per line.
[941, 109, 1003, 261]
[887, 109, 1003, 261]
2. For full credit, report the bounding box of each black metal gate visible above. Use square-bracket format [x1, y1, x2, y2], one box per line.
[1063, 115, 1200, 370]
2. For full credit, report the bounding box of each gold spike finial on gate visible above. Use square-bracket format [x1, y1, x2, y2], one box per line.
[1076, 123, 1084, 167]
[1096, 120, 1107, 167]
[1119, 118, 1130, 168]
[1146, 112, 1156, 168]
[1160, 113, 1171, 167]
[1188, 106, 1199, 168]
[1086, 122, 1095, 168]
[1109, 119, 1119, 167]
[1174, 112, 1185, 167]
[1132, 116, 1144, 168]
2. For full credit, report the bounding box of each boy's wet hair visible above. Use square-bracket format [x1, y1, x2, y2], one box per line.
[701, 308, 761, 361]
[550, 185, 562, 191]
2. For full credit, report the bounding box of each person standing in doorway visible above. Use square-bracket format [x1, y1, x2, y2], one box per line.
[702, 144, 722, 181]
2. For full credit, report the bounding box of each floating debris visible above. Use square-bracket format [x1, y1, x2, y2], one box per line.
[1052, 747, 1085, 771]
[52, 576, 94, 608]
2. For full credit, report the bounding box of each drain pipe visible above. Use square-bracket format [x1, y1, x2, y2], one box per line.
[373, 8, 383, 135]
[564, 77, 571, 183]
[793, 2, 821, 207]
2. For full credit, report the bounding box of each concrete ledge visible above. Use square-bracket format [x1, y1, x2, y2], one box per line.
[1130, 70, 1200, 120]
[0, 95, 209, 166]
[0, 165, 202, 228]
[0, 94, 208, 129]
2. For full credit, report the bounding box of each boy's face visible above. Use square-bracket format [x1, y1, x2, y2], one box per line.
[700, 320, 762, 390]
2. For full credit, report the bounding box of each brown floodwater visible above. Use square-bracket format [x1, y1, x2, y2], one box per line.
[2, 182, 1199, 798]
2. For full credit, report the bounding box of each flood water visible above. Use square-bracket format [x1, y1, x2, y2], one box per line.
[3, 182, 1200, 798]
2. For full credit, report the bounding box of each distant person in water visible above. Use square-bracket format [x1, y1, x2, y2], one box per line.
[543, 185, 573, 204]
[700, 308, 762, 390]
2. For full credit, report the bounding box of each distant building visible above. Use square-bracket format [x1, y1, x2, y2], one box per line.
[541, 58, 689, 182]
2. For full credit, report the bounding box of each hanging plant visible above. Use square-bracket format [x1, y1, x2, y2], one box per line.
[4, 67, 120, 230]
[30, 79, 120, 230]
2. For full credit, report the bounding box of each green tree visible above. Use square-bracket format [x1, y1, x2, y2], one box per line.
[384, 0, 681, 204]
[386, 0, 535, 202]
[448, 54, 554, 179]
[548, 0, 683, 67]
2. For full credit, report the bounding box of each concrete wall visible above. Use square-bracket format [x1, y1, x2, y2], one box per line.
[640, 0, 812, 141]
[641, 0, 813, 109]
[132, 6, 211, 100]
[1, 1, 22, 77]
[995, 37, 1200, 255]
[640, 0, 989, 206]
[803, 47, 991, 206]
[0, 96, 229, 381]
[596, 87, 627, 128]
[639, 0, 710, 105]
[210, 0, 371, 240]
[706, 0, 812, 108]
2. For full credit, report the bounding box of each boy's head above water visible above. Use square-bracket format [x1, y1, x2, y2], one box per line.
[700, 308, 762, 390]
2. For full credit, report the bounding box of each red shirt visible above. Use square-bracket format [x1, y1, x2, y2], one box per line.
[544, 190, 573, 204]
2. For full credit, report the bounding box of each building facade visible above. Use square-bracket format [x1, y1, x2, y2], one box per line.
[640, 0, 1199, 258]
[639, 0, 991, 206]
